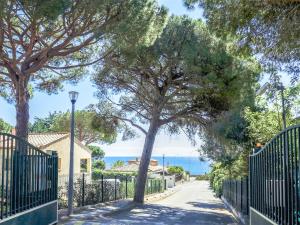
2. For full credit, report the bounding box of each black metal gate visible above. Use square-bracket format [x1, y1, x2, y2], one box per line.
[249, 125, 300, 225]
[0, 133, 58, 224]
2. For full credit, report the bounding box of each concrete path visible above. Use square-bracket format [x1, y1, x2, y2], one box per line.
[59, 181, 239, 225]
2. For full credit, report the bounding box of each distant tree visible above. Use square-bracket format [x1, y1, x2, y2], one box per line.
[29, 112, 61, 133]
[0, 118, 12, 133]
[92, 160, 105, 170]
[94, 16, 259, 203]
[88, 145, 105, 160]
[111, 160, 125, 169]
[184, 0, 300, 79]
[0, 0, 167, 138]
[168, 166, 184, 175]
[30, 110, 117, 145]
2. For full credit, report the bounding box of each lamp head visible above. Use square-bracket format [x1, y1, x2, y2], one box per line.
[69, 91, 79, 103]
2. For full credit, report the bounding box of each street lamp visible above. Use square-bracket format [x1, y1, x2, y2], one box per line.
[68, 91, 79, 216]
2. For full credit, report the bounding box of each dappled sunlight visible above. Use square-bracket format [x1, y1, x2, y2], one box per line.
[111, 202, 237, 225]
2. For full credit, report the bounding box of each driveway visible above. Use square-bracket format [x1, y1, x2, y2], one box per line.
[60, 181, 239, 225]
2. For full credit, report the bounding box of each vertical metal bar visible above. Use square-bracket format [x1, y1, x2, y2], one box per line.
[33, 149, 37, 207]
[273, 138, 277, 222]
[270, 144, 273, 219]
[9, 136, 13, 216]
[1, 134, 5, 219]
[101, 174, 104, 202]
[5, 135, 9, 217]
[270, 143, 273, 220]
[17, 140, 21, 212]
[290, 129, 295, 225]
[114, 175, 117, 200]
[296, 127, 300, 225]
[125, 177, 128, 199]
[82, 173, 85, 206]
[278, 135, 281, 223]
[280, 133, 285, 224]
[24, 145, 28, 210]
[37, 152, 40, 206]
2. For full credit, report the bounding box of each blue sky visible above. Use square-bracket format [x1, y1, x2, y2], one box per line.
[0, 0, 203, 156]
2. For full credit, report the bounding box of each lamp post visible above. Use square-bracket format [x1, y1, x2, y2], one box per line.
[68, 91, 79, 216]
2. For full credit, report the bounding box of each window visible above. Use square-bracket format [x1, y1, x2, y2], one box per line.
[80, 159, 88, 173]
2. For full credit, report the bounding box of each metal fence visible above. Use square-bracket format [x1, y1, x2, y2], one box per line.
[58, 173, 164, 209]
[222, 178, 249, 215]
[0, 133, 58, 220]
[249, 125, 300, 225]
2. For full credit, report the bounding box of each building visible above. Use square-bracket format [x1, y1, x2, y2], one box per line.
[111, 158, 167, 174]
[28, 133, 92, 175]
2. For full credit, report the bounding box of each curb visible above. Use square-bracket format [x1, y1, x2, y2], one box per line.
[145, 188, 180, 203]
[221, 196, 249, 225]
[102, 202, 137, 217]
[58, 200, 131, 222]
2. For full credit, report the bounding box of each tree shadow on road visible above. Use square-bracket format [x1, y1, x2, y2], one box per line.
[110, 202, 239, 225]
[186, 201, 226, 211]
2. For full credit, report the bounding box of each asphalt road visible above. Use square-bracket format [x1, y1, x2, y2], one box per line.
[110, 181, 239, 225]
[61, 181, 239, 225]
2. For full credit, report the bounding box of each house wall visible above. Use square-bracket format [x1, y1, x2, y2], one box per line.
[41, 137, 91, 176]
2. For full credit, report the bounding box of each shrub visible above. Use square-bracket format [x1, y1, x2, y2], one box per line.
[196, 174, 210, 181]
[92, 169, 137, 181]
[167, 166, 184, 175]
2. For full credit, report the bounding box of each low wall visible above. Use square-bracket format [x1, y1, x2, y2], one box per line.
[0, 201, 58, 225]
[250, 207, 277, 225]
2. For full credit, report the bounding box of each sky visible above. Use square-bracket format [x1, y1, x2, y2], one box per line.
[0, 0, 204, 157]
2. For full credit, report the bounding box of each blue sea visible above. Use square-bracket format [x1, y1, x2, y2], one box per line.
[103, 156, 211, 175]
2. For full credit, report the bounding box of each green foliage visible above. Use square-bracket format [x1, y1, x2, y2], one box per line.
[92, 160, 105, 170]
[167, 166, 184, 175]
[30, 110, 117, 145]
[195, 174, 209, 181]
[94, 16, 260, 139]
[243, 107, 284, 144]
[0, 118, 12, 133]
[88, 145, 105, 160]
[185, 0, 300, 78]
[111, 160, 125, 169]
[0, 0, 168, 138]
[92, 169, 136, 180]
[209, 153, 248, 197]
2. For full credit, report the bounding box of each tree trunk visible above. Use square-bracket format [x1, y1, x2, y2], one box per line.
[134, 119, 159, 203]
[15, 78, 30, 139]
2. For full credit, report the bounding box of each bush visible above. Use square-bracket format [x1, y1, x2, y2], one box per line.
[167, 166, 184, 175]
[92, 169, 137, 181]
[92, 160, 106, 170]
[196, 174, 210, 181]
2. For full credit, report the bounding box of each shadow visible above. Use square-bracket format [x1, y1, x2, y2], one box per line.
[186, 201, 226, 211]
[109, 202, 239, 225]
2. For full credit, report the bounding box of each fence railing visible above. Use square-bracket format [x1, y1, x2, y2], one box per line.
[222, 178, 249, 216]
[249, 124, 300, 225]
[0, 133, 58, 220]
[58, 173, 164, 209]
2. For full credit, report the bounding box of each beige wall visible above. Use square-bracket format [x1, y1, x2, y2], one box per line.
[41, 136, 92, 176]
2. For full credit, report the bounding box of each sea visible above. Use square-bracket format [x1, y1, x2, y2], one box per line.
[103, 156, 211, 175]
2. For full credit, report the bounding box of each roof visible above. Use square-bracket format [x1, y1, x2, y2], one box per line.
[28, 133, 69, 148]
[111, 164, 168, 173]
[28, 133, 91, 154]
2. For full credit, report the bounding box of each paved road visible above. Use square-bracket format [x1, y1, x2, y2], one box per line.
[61, 181, 239, 225]
[111, 181, 238, 225]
